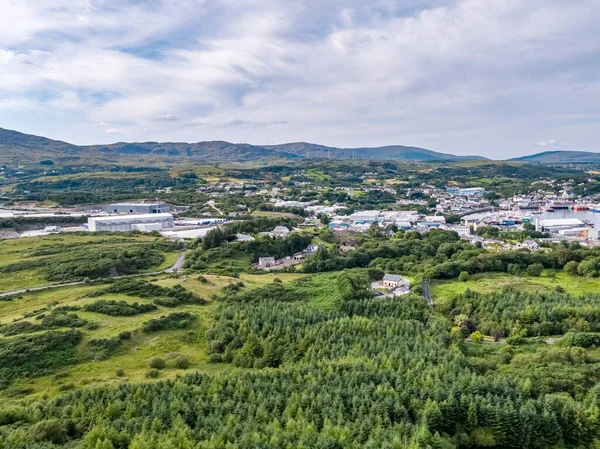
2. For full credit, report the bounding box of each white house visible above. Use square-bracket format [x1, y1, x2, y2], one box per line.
[514, 239, 540, 250]
[258, 257, 275, 267]
[382, 274, 404, 288]
[272, 226, 290, 238]
[236, 233, 255, 242]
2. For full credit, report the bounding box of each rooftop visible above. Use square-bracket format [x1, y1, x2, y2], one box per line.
[89, 213, 173, 222]
[538, 218, 585, 227]
[383, 274, 403, 282]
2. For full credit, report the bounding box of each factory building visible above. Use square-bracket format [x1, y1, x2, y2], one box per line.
[105, 202, 169, 214]
[88, 213, 173, 232]
[536, 218, 586, 233]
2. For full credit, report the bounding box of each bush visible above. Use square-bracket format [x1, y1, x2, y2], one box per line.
[146, 368, 159, 378]
[470, 331, 484, 344]
[527, 263, 544, 277]
[208, 353, 223, 363]
[89, 279, 204, 305]
[197, 275, 208, 283]
[149, 358, 166, 369]
[118, 331, 132, 340]
[29, 419, 67, 444]
[84, 299, 157, 316]
[564, 260, 579, 276]
[458, 271, 469, 282]
[507, 263, 520, 275]
[562, 332, 600, 348]
[175, 356, 189, 369]
[0, 330, 82, 388]
[86, 337, 121, 360]
[142, 312, 196, 332]
[115, 368, 125, 377]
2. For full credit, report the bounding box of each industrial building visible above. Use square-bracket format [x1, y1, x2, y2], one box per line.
[105, 202, 169, 214]
[536, 218, 586, 233]
[88, 213, 173, 232]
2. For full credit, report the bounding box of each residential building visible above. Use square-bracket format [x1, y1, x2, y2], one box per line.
[382, 274, 404, 288]
[236, 233, 255, 242]
[272, 226, 290, 238]
[258, 257, 275, 267]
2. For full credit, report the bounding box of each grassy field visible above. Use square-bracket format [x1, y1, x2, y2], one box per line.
[0, 233, 180, 291]
[250, 210, 301, 219]
[305, 168, 331, 182]
[431, 270, 600, 305]
[0, 271, 309, 401]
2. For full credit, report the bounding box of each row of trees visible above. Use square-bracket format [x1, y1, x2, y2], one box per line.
[448, 287, 600, 337]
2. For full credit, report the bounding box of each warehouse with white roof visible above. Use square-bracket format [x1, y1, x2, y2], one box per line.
[88, 213, 173, 232]
[537, 218, 586, 232]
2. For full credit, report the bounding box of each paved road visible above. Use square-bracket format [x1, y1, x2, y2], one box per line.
[0, 253, 186, 298]
[422, 279, 434, 308]
[165, 254, 185, 273]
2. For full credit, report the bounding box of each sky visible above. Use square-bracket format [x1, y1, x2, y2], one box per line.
[0, 0, 599, 158]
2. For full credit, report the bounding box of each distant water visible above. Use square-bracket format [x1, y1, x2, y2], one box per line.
[537, 209, 600, 226]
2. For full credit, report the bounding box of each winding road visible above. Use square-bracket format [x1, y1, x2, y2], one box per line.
[0, 253, 186, 298]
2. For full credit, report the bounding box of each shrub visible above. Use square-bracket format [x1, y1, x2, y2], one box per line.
[197, 275, 208, 283]
[149, 358, 166, 369]
[118, 331, 132, 340]
[0, 330, 82, 388]
[175, 356, 189, 369]
[564, 260, 579, 276]
[29, 419, 67, 444]
[470, 331, 484, 344]
[142, 312, 196, 332]
[83, 300, 157, 316]
[458, 271, 469, 282]
[146, 368, 159, 378]
[115, 368, 125, 377]
[90, 280, 204, 305]
[527, 263, 543, 277]
[507, 263, 520, 275]
[208, 353, 223, 363]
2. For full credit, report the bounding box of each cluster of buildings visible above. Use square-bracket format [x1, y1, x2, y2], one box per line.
[327, 210, 449, 233]
[256, 244, 320, 270]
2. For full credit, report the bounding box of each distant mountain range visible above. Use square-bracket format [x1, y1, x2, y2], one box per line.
[0, 127, 598, 164]
[509, 150, 600, 163]
[0, 127, 485, 164]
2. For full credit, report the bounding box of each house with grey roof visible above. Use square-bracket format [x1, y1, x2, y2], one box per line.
[382, 274, 404, 288]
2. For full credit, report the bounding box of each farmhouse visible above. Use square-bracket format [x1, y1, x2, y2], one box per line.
[382, 274, 404, 288]
[258, 257, 275, 267]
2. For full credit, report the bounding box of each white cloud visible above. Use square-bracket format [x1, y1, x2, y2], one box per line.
[536, 139, 558, 147]
[156, 114, 180, 122]
[0, 0, 599, 156]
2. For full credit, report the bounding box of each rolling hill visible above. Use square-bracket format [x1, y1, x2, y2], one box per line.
[0, 127, 485, 164]
[264, 142, 486, 161]
[510, 150, 600, 163]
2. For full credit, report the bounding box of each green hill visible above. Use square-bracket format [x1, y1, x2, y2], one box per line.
[510, 150, 600, 163]
[0, 127, 485, 164]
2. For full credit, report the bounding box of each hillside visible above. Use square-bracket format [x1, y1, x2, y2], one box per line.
[0, 127, 484, 164]
[511, 150, 600, 163]
[265, 142, 487, 161]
